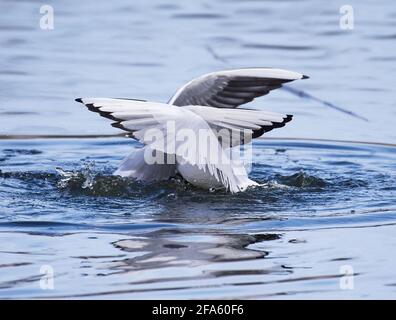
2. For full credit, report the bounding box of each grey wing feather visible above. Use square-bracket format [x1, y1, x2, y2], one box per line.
[169, 68, 308, 108]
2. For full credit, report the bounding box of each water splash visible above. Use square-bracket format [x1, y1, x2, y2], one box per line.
[56, 161, 97, 190]
[276, 172, 327, 188]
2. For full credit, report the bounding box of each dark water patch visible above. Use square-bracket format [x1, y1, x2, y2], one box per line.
[0, 220, 85, 229]
[171, 13, 227, 19]
[0, 262, 31, 268]
[163, 243, 188, 249]
[243, 43, 319, 51]
[116, 62, 164, 68]
[3, 38, 27, 46]
[0, 111, 39, 116]
[155, 4, 180, 11]
[8, 54, 40, 62]
[55, 166, 196, 199]
[275, 172, 327, 188]
[210, 268, 291, 278]
[238, 8, 272, 16]
[2, 149, 42, 155]
[315, 30, 345, 36]
[335, 177, 368, 188]
[0, 25, 32, 32]
[207, 36, 239, 44]
[370, 34, 396, 40]
[0, 170, 56, 182]
[0, 274, 42, 290]
[72, 254, 126, 260]
[322, 160, 360, 166]
[0, 70, 28, 76]
[252, 233, 281, 241]
[288, 239, 307, 244]
[249, 27, 287, 34]
[381, 186, 396, 191]
[330, 257, 353, 262]
[57, 170, 138, 197]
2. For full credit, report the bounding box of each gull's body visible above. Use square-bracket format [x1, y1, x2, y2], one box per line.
[76, 68, 308, 193]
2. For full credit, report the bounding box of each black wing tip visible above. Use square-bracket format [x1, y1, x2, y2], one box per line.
[77, 99, 124, 122]
[75, 98, 137, 139]
[111, 122, 124, 129]
[252, 128, 265, 139]
[285, 114, 293, 123]
[85, 103, 96, 112]
[302, 75, 310, 79]
[252, 114, 293, 138]
[111, 122, 136, 136]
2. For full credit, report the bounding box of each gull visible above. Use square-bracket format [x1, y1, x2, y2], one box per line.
[76, 68, 308, 193]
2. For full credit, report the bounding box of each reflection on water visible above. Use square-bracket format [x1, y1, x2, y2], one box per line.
[0, 137, 396, 298]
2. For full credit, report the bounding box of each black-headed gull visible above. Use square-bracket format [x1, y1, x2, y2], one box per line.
[76, 68, 308, 193]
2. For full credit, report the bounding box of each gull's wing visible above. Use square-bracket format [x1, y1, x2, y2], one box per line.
[184, 105, 293, 148]
[169, 68, 308, 108]
[76, 97, 292, 147]
[76, 97, 181, 138]
[76, 97, 254, 192]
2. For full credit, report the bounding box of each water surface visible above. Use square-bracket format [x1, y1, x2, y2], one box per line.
[1, 137, 395, 299]
[1, 0, 396, 299]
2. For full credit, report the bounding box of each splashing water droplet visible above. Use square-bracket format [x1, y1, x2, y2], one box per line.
[81, 161, 96, 189]
[56, 161, 97, 190]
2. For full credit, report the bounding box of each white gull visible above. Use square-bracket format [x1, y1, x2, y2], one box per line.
[76, 68, 308, 193]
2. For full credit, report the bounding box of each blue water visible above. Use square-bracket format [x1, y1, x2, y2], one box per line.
[1, 138, 396, 299]
[1, 0, 396, 299]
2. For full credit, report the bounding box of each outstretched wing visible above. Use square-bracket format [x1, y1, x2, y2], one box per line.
[76, 98, 292, 148]
[76, 97, 181, 139]
[169, 68, 308, 108]
[184, 105, 292, 148]
[76, 97, 255, 192]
